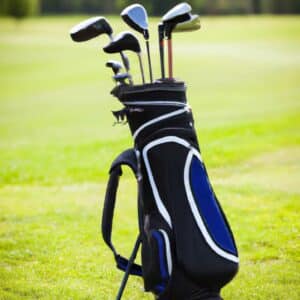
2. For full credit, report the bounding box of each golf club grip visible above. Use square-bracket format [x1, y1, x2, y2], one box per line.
[168, 38, 173, 79]
[145, 41, 153, 83]
[158, 24, 165, 79]
[159, 39, 165, 79]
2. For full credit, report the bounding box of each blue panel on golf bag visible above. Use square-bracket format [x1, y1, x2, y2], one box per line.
[151, 230, 169, 294]
[190, 156, 237, 255]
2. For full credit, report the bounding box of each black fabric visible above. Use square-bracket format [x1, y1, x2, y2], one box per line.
[111, 81, 187, 103]
[101, 149, 142, 277]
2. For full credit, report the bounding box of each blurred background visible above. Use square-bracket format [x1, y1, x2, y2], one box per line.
[1, 0, 300, 17]
[0, 1, 299, 299]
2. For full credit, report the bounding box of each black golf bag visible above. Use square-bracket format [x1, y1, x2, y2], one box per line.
[101, 82, 239, 300]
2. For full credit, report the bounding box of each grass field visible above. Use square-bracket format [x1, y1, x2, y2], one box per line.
[0, 15, 299, 299]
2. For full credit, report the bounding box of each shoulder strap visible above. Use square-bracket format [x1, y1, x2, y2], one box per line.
[101, 148, 142, 277]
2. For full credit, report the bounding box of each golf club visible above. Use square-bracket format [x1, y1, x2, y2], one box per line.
[121, 4, 153, 83]
[106, 60, 123, 75]
[113, 73, 130, 85]
[161, 2, 192, 79]
[70, 16, 133, 84]
[158, 23, 165, 79]
[103, 31, 145, 84]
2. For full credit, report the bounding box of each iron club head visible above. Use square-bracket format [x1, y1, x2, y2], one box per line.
[106, 60, 123, 75]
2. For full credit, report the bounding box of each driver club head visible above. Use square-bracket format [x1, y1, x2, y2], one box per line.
[70, 16, 112, 42]
[103, 31, 141, 54]
[173, 14, 201, 32]
[121, 4, 149, 39]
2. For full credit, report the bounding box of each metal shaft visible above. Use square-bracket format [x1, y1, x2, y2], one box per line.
[158, 24, 165, 79]
[145, 40, 153, 83]
[138, 53, 145, 84]
[167, 38, 173, 79]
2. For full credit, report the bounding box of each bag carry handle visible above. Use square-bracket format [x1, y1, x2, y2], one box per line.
[101, 149, 143, 277]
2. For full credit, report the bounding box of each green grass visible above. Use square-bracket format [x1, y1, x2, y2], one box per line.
[0, 15, 299, 299]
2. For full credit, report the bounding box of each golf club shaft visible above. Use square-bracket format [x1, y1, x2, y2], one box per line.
[120, 53, 133, 85]
[138, 53, 145, 84]
[167, 38, 173, 79]
[158, 24, 165, 79]
[145, 40, 153, 83]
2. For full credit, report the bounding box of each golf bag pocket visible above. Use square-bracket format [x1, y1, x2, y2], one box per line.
[141, 214, 173, 295]
[140, 128, 239, 287]
[179, 148, 239, 285]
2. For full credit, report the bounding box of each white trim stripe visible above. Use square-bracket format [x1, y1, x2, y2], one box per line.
[123, 101, 186, 107]
[184, 150, 239, 263]
[142, 135, 239, 263]
[133, 107, 188, 140]
[159, 229, 173, 276]
[142, 136, 191, 229]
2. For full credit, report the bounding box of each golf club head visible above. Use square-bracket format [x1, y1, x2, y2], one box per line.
[113, 73, 129, 84]
[103, 31, 141, 54]
[106, 60, 123, 75]
[121, 4, 149, 39]
[162, 2, 192, 23]
[173, 14, 201, 32]
[162, 3, 192, 38]
[70, 16, 112, 42]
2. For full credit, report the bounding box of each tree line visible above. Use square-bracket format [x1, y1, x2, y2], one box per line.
[1, 0, 300, 18]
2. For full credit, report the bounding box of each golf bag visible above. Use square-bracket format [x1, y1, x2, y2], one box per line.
[102, 82, 239, 300]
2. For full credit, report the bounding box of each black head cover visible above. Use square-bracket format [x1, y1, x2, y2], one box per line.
[103, 31, 141, 54]
[121, 4, 149, 39]
[164, 13, 191, 38]
[70, 16, 113, 42]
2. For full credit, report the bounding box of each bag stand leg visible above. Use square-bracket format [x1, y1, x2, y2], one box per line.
[116, 235, 142, 300]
